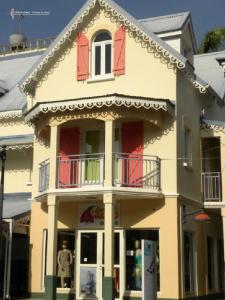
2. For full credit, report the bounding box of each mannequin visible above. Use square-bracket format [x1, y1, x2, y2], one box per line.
[133, 240, 142, 290]
[57, 240, 73, 288]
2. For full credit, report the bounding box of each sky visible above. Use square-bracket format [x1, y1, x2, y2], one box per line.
[0, 0, 224, 48]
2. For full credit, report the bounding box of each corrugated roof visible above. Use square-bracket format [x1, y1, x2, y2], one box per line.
[139, 12, 190, 34]
[3, 193, 31, 219]
[194, 51, 225, 100]
[0, 51, 43, 112]
[0, 134, 33, 146]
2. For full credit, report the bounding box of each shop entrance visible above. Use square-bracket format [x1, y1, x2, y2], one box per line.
[76, 230, 124, 300]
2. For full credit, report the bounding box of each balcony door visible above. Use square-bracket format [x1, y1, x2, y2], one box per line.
[84, 130, 104, 185]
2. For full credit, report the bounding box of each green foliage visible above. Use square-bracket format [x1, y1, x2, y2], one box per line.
[198, 27, 225, 53]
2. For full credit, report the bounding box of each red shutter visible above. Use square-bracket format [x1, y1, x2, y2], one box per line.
[59, 127, 80, 188]
[121, 122, 143, 187]
[113, 26, 126, 76]
[76, 32, 89, 81]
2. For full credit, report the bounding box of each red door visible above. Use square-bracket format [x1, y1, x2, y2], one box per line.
[59, 127, 80, 188]
[121, 122, 143, 187]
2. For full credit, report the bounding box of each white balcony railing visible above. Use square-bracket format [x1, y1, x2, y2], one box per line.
[114, 153, 161, 190]
[39, 159, 50, 192]
[38, 153, 161, 192]
[57, 153, 104, 188]
[201, 172, 222, 202]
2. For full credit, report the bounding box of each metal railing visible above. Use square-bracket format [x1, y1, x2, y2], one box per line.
[201, 172, 222, 202]
[114, 153, 161, 190]
[57, 153, 104, 188]
[39, 159, 50, 192]
[0, 37, 55, 55]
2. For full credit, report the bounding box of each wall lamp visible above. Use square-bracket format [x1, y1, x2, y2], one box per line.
[183, 206, 211, 224]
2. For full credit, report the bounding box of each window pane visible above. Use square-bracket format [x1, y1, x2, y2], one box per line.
[95, 46, 101, 75]
[105, 44, 111, 74]
[80, 233, 97, 264]
[94, 32, 111, 42]
[184, 232, 194, 292]
[126, 230, 160, 291]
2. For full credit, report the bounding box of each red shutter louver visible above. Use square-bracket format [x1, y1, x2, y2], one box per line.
[76, 32, 89, 81]
[121, 122, 143, 187]
[59, 127, 80, 188]
[114, 26, 126, 76]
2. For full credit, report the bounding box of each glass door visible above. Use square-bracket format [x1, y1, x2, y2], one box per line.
[76, 230, 124, 300]
[83, 130, 104, 185]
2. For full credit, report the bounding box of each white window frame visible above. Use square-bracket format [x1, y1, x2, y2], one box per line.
[92, 36, 112, 79]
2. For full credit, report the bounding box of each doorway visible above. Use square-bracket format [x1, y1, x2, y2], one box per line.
[76, 230, 124, 300]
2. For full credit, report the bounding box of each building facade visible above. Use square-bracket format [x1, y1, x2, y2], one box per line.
[1, 0, 225, 300]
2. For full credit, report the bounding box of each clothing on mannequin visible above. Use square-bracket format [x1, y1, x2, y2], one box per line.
[57, 240, 73, 288]
[133, 240, 142, 290]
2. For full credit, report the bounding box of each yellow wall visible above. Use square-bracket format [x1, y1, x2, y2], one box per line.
[176, 70, 202, 201]
[0, 118, 33, 194]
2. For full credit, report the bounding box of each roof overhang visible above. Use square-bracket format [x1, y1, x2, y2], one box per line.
[0, 134, 33, 150]
[24, 94, 175, 123]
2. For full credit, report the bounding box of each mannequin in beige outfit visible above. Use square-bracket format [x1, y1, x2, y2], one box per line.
[57, 240, 73, 287]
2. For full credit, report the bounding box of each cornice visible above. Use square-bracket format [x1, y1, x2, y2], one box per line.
[18, 0, 208, 96]
[201, 119, 225, 133]
[0, 144, 33, 151]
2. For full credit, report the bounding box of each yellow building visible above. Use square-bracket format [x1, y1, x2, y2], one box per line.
[1, 0, 225, 299]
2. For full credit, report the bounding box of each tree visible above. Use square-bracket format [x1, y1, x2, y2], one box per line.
[198, 27, 225, 53]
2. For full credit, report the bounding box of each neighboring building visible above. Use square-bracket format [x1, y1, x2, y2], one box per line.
[0, 39, 52, 298]
[1, 0, 225, 299]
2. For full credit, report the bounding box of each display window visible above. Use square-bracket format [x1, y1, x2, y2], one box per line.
[125, 229, 160, 292]
[42, 229, 75, 289]
[184, 231, 194, 293]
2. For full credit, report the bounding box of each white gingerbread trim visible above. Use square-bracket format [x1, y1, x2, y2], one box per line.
[0, 110, 23, 120]
[24, 95, 174, 122]
[18, 0, 209, 95]
[0, 144, 33, 151]
[201, 119, 225, 133]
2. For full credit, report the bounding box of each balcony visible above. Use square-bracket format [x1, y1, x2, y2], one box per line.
[38, 153, 161, 193]
[201, 172, 222, 202]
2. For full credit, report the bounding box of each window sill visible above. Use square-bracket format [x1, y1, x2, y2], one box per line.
[87, 75, 115, 83]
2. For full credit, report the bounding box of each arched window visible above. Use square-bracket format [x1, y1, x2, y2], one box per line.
[92, 31, 112, 77]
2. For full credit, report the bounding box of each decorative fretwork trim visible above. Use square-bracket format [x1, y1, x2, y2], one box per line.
[0, 110, 23, 120]
[19, 0, 209, 95]
[24, 94, 174, 122]
[0, 144, 33, 151]
[201, 119, 225, 133]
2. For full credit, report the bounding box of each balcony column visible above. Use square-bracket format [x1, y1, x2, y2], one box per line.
[49, 124, 59, 189]
[44, 195, 58, 300]
[104, 119, 114, 186]
[103, 119, 115, 300]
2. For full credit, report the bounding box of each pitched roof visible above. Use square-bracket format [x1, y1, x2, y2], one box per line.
[139, 12, 190, 34]
[3, 193, 31, 219]
[194, 51, 225, 100]
[0, 51, 43, 112]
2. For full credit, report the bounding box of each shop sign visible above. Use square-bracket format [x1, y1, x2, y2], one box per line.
[142, 240, 157, 300]
[79, 204, 119, 227]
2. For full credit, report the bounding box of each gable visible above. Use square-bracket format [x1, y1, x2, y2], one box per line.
[32, 8, 177, 103]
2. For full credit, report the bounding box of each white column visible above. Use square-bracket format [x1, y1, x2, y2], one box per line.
[104, 119, 114, 187]
[49, 125, 59, 190]
[104, 193, 114, 277]
[46, 195, 58, 276]
[221, 208, 225, 296]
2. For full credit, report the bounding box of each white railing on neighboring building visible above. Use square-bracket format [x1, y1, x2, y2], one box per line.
[201, 172, 222, 202]
[114, 153, 161, 190]
[39, 159, 50, 192]
[57, 153, 104, 188]
[0, 37, 55, 55]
